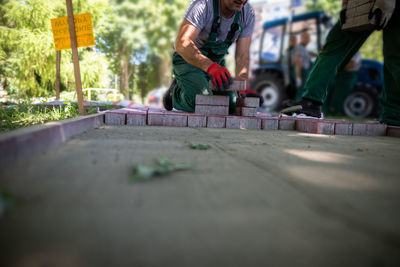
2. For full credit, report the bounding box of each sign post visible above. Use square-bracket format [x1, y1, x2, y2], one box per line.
[55, 50, 61, 100]
[51, 7, 95, 115]
[66, 0, 84, 115]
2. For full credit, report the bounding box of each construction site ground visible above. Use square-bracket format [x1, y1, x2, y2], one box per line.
[1, 125, 400, 267]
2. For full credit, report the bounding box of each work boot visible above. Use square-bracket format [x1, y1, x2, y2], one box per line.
[281, 98, 322, 118]
[163, 78, 176, 111]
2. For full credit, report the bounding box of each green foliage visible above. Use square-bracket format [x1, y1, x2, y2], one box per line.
[131, 157, 191, 182]
[0, 0, 111, 98]
[306, 0, 341, 18]
[0, 102, 80, 131]
[98, 0, 187, 98]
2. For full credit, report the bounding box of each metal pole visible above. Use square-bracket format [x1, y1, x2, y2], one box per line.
[55, 50, 61, 100]
[66, 0, 85, 115]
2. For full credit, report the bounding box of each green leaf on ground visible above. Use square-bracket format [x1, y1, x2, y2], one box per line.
[188, 143, 212, 150]
[131, 157, 191, 182]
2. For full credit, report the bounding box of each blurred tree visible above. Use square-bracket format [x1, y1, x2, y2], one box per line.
[97, 0, 187, 99]
[306, 0, 382, 62]
[0, 0, 111, 98]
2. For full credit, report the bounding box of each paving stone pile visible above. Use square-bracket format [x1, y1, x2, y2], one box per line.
[104, 95, 400, 137]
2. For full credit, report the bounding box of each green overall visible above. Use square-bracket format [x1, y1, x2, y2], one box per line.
[172, 0, 241, 113]
[323, 70, 358, 115]
[301, 3, 400, 125]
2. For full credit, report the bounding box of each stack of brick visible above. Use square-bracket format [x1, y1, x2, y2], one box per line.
[236, 96, 259, 117]
[342, 0, 375, 31]
[195, 95, 229, 128]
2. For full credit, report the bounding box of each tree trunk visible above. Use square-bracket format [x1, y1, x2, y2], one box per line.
[120, 56, 130, 100]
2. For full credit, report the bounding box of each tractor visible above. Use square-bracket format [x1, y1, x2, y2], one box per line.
[250, 11, 383, 118]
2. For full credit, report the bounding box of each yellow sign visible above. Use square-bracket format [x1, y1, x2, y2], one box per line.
[51, 13, 95, 51]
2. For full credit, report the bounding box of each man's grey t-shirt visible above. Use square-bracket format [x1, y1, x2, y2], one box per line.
[184, 0, 255, 48]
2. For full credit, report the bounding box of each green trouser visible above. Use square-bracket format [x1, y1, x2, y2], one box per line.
[172, 53, 237, 113]
[323, 70, 358, 115]
[302, 12, 400, 125]
[295, 68, 310, 101]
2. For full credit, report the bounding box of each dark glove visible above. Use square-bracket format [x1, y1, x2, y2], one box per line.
[207, 62, 232, 91]
[339, 4, 347, 26]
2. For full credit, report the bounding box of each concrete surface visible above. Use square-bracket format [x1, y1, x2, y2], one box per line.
[1, 126, 400, 267]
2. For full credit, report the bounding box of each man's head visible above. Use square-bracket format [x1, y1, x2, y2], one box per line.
[300, 32, 310, 46]
[221, 0, 248, 13]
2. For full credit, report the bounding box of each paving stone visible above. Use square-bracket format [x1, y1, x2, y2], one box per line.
[188, 114, 207, 128]
[236, 97, 259, 108]
[226, 116, 261, 130]
[195, 94, 229, 106]
[261, 118, 279, 130]
[296, 119, 335, 135]
[207, 116, 226, 128]
[195, 105, 229, 116]
[209, 77, 247, 91]
[387, 126, 400, 138]
[334, 121, 353, 135]
[148, 110, 188, 127]
[241, 107, 256, 117]
[353, 122, 387, 136]
[105, 110, 126, 125]
[126, 109, 147, 126]
[278, 117, 296, 130]
[163, 112, 188, 127]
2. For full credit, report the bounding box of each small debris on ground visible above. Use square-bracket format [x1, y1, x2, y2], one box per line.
[356, 148, 369, 152]
[131, 157, 191, 182]
[188, 143, 212, 150]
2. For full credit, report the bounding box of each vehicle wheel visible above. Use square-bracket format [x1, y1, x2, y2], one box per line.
[344, 86, 380, 119]
[250, 72, 285, 112]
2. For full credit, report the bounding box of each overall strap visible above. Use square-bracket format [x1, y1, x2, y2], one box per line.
[224, 11, 242, 47]
[209, 0, 221, 42]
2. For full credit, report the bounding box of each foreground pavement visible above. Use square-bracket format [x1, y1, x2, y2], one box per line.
[1, 126, 400, 267]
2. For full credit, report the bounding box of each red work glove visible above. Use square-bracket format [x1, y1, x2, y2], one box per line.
[206, 62, 232, 91]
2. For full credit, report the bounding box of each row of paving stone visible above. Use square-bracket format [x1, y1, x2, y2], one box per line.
[104, 107, 400, 137]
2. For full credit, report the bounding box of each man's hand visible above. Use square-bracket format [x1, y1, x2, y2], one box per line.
[369, 0, 396, 30]
[207, 63, 232, 91]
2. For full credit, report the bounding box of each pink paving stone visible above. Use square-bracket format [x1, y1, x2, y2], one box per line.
[241, 107, 256, 117]
[334, 121, 353, 135]
[105, 109, 127, 125]
[207, 116, 226, 128]
[195, 94, 229, 106]
[278, 117, 296, 130]
[296, 119, 335, 135]
[147, 109, 165, 126]
[353, 122, 387, 136]
[226, 116, 261, 130]
[195, 105, 229, 116]
[236, 97, 259, 108]
[261, 118, 279, 130]
[387, 126, 400, 137]
[163, 112, 188, 127]
[210, 77, 247, 91]
[188, 114, 207, 127]
[126, 109, 147, 126]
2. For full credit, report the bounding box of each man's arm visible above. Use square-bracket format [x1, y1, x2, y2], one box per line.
[174, 19, 213, 72]
[235, 36, 252, 78]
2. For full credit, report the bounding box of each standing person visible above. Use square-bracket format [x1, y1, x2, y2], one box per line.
[282, 35, 298, 87]
[294, 32, 316, 100]
[323, 51, 362, 115]
[282, 0, 400, 126]
[162, 0, 255, 114]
